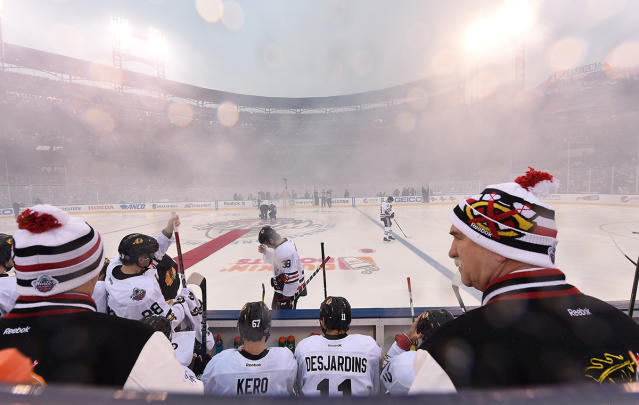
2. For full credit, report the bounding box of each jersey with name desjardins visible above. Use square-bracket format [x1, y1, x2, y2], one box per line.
[201, 347, 296, 396]
[295, 334, 382, 396]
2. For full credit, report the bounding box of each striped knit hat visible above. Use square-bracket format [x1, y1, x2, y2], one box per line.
[450, 168, 559, 268]
[13, 205, 104, 296]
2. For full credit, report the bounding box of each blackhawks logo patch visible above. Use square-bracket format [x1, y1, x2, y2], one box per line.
[165, 266, 177, 286]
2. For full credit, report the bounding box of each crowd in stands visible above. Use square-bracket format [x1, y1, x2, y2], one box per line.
[2, 56, 639, 209]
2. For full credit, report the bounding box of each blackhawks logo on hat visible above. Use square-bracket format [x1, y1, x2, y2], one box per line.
[464, 192, 536, 240]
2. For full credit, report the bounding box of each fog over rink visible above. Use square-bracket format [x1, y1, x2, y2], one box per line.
[3, 203, 638, 310]
[1, 0, 639, 312]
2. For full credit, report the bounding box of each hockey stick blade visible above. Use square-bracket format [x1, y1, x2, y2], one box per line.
[187, 272, 205, 286]
[185, 271, 208, 359]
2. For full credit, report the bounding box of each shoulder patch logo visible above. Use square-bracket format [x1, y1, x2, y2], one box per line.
[31, 275, 57, 293]
[130, 287, 146, 301]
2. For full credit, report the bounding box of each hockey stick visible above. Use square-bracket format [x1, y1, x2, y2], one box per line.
[172, 212, 187, 289]
[393, 217, 409, 238]
[321, 242, 327, 299]
[628, 256, 639, 318]
[187, 272, 208, 360]
[293, 256, 331, 300]
[407, 277, 415, 322]
[603, 229, 637, 266]
[451, 272, 467, 313]
[261, 283, 265, 303]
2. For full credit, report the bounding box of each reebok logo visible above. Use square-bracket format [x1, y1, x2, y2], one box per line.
[470, 222, 492, 238]
[3, 326, 30, 335]
[328, 344, 342, 347]
[245, 363, 262, 367]
[567, 308, 592, 317]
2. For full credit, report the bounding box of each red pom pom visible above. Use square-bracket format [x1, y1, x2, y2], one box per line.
[515, 167, 554, 191]
[16, 209, 63, 233]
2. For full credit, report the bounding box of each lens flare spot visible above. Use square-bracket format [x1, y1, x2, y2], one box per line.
[196, 0, 224, 23]
[395, 111, 416, 133]
[545, 38, 588, 71]
[218, 102, 240, 127]
[222, 1, 245, 31]
[605, 42, 639, 68]
[406, 87, 429, 111]
[83, 108, 116, 136]
[167, 102, 194, 127]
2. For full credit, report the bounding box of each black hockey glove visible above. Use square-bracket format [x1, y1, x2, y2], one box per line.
[416, 309, 455, 340]
[271, 274, 287, 290]
[390, 212, 395, 218]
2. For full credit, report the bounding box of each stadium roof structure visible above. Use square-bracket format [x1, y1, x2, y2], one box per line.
[2, 43, 458, 113]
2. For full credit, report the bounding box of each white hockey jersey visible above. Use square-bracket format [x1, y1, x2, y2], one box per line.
[202, 347, 296, 396]
[0, 274, 18, 317]
[380, 341, 417, 394]
[262, 239, 304, 298]
[295, 334, 382, 396]
[91, 280, 108, 314]
[380, 201, 393, 219]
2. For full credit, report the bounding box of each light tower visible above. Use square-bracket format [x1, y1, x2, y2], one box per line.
[110, 17, 167, 90]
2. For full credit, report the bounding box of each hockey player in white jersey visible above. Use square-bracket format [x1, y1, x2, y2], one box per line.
[105, 215, 197, 327]
[380, 310, 454, 394]
[91, 258, 111, 314]
[380, 196, 395, 242]
[202, 301, 296, 396]
[295, 296, 382, 396]
[0, 233, 18, 316]
[257, 226, 305, 310]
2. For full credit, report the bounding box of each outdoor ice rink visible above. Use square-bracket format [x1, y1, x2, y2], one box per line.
[2, 202, 639, 310]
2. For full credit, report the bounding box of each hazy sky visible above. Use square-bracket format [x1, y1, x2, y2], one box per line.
[2, 0, 639, 97]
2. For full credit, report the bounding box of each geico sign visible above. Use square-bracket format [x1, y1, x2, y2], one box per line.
[393, 196, 423, 203]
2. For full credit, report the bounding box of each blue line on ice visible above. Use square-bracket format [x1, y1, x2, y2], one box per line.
[355, 207, 482, 301]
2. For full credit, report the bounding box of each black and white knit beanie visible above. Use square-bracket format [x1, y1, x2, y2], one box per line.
[13, 205, 104, 296]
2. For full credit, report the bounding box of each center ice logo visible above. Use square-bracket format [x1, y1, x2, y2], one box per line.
[220, 256, 380, 275]
[193, 218, 332, 241]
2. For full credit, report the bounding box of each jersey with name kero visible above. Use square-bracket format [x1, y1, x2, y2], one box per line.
[0, 275, 18, 316]
[262, 239, 304, 297]
[380, 201, 392, 219]
[201, 348, 296, 396]
[295, 334, 382, 396]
